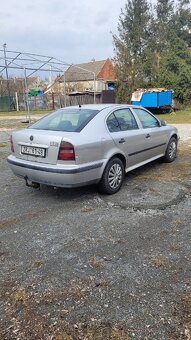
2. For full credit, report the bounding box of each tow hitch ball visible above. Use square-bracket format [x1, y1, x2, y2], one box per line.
[25, 176, 40, 189]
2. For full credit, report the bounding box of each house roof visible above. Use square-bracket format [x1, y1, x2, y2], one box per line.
[61, 59, 109, 82]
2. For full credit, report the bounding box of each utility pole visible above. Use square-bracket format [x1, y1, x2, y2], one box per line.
[3, 43, 11, 111]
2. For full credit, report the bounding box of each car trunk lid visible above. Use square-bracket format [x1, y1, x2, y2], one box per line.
[12, 129, 75, 165]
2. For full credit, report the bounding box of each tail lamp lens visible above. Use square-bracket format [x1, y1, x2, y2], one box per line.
[58, 141, 75, 161]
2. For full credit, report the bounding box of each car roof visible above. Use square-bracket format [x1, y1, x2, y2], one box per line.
[59, 104, 138, 111]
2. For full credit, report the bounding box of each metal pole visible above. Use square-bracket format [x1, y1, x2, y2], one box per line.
[52, 92, 55, 110]
[3, 43, 11, 111]
[15, 92, 19, 111]
[93, 72, 96, 104]
[24, 67, 30, 123]
[21, 78, 27, 112]
[64, 73, 66, 107]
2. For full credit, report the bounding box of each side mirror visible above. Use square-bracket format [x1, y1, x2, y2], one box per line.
[160, 120, 167, 126]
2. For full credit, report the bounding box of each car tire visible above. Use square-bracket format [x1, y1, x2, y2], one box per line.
[98, 157, 125, 194]
[163, 137, 177, 163]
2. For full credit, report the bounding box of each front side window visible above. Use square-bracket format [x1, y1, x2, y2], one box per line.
[29, 109, 99, 132]
[133, 108, 159, 128]
[107, 108, 138, 132]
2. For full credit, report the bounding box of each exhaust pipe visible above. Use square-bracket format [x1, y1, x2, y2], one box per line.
[25, 176, 40, 189]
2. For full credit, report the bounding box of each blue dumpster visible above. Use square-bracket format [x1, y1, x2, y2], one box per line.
[131, 89, 172, 113]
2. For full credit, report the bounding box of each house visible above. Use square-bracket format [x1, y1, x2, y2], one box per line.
[59, 58, 116, 94]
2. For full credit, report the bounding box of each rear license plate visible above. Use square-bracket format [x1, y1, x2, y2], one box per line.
[21, 145, 46, 157]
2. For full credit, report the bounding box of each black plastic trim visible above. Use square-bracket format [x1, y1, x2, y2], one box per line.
[7, 158, 103, 174]
[128, 143, 166, 156]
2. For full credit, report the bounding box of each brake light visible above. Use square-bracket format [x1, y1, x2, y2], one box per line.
[10, 135, 14, 152]
[58, 141, 75, 161]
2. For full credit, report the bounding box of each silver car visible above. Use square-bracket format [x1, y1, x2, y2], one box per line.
[7, 104, 178, 194]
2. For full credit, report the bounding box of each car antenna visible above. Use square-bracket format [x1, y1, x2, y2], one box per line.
[76, 97, 82, 108]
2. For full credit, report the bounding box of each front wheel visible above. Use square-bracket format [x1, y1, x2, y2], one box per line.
[98, 157, 125, 194]
[163, 137, 177, 163]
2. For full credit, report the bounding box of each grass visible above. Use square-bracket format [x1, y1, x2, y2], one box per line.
[155, 107, 191, 124]
[95, 279, 109, 288]
[28, 259, 44, 271]
[90, 258, 105, 269]
[0, 217, 19, 228]
[169, 243, 180, 252]
[175, 219, 185, 226]
[149, 256, 167, 267]
[55, 325, 130, 340]
[0, 109, 51, 117]
[0, 142, 7, 147]
[181, 294, 191, 336]
[12, 288, 29, 305]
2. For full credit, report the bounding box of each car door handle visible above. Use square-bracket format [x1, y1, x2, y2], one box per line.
[119, 138, 126, 144]
[145, 134, 151, 139]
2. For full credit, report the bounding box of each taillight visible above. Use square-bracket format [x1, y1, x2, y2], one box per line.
[10, 135, 14, 152]
[58, 141, 75, 161]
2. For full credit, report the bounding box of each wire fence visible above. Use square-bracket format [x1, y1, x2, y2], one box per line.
[0, 92, 103, 112]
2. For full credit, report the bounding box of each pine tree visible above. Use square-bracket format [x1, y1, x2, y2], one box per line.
[113, 0, 191, 104]
[157, 0, 191, 103]
[173, 0, 191, 47]
[113, 0, 151, 102]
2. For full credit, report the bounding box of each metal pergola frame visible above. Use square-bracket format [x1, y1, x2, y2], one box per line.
[0, 45, 96, 120]
[0, 44, 71, 120]
[0, 45, 70, 74]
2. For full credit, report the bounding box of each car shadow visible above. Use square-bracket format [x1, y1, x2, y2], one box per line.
[36, 158, 167, 200]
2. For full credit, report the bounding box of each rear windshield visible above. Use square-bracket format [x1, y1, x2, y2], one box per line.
[29, 108, 99, 132]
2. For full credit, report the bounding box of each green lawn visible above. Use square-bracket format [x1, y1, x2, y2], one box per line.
[155, 107, 191, 124]
[0, 109, 51, 117]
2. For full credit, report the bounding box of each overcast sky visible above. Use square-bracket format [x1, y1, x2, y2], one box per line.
[1, 0, 126, 65]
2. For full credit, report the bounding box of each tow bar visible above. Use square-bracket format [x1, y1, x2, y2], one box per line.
[25, 176, 40, 189]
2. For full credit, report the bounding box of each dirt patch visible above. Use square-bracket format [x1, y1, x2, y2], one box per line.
[1, 280, 130, 340]
[173, 294, 191, 340]
[181, 294, 191, 337]
[0, 124, 191, 339]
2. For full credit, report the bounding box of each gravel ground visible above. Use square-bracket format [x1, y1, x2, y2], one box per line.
[0, 120, 191, 339]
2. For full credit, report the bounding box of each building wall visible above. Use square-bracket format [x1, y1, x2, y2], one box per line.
[59, 80, 107, 93]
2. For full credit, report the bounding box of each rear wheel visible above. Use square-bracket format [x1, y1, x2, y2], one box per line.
[98, 157, 125, 194]
[164, 137, 177, 162]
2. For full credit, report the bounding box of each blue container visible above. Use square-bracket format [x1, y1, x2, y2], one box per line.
[158, 91, 172, 107]
[132, 90, 172, 109]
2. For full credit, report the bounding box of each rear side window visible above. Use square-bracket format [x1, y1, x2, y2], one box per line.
[107, 108, 138, 132]
[29, 109, 99, 132]
[133, 108, 159, 128]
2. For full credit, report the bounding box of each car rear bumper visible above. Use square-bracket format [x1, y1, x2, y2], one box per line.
[7, 155, 104, 188]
